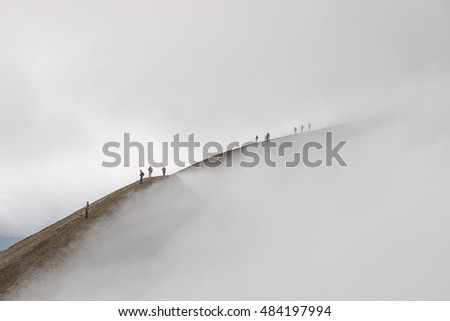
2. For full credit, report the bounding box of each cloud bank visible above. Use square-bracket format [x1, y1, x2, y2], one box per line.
[14, 99, 450, 299]
[1, 0, 450, 241]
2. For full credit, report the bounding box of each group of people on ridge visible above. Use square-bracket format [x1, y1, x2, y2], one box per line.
[294, 123, 311, 135]
[139, 166, 166, 183]
[256, 123, 311, 142]
[85, 166, 167, 220]
[85, 123, 314, 220]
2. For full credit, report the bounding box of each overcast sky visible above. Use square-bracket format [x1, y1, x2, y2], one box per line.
[1, 0, 449, 240]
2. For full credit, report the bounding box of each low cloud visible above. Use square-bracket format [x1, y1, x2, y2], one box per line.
[14, 102, 450, 299]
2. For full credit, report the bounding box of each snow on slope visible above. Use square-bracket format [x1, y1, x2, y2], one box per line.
[14, 114, 450, 300]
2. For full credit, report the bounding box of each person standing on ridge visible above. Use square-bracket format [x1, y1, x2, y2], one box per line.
[308, 123, 311, 132]
[85, 201, 90, 219]
[162, 166, 166, 177]
[301, 125, 304, 133]
[265, 132, 270, 141]
[255, 135, 259, 142]
[148, 165, 153, 177]
[139, 170, 145, 183]
[294, 127, 297, 134]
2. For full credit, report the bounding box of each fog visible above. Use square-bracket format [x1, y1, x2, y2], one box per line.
[14, 98, 450, 299]
[1, 0, 450, 242]
[1, 0, 449, 299]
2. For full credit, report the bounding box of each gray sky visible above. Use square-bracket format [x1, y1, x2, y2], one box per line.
[1, 0, 449, 239]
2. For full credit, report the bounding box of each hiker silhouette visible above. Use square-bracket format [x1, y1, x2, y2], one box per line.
[148, 166, 153, 177]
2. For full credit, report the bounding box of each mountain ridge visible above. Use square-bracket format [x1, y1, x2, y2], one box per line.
[0, 176, 167, 299]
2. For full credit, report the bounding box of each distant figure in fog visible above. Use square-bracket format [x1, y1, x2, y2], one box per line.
[148, 165, 153, 177]
[139, 170, 145, 183]
[265, 132, 270, 141]
[308, 123, 311, 132]
[85, 201, 89, 219]
[301, 125, 304, 133]
[294, 127, 297, 134]
[255, 135, 259, 142]
[162, 166, 166, 177]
